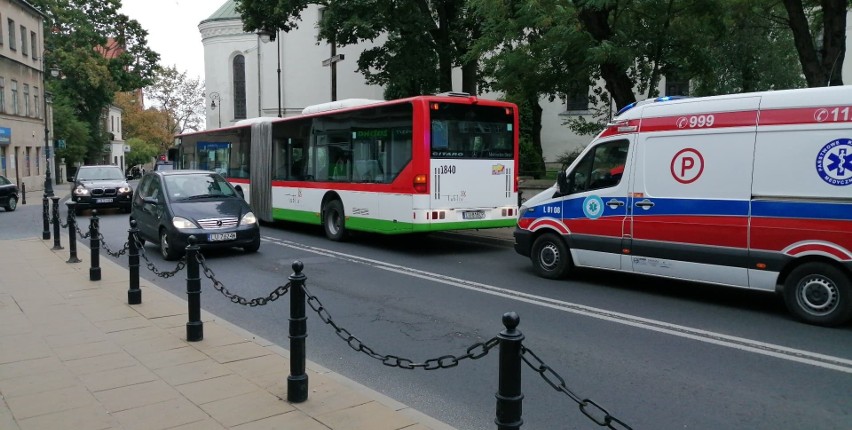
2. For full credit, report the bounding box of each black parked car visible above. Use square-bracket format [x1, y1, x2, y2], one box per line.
[0, 175, 19, 212]
[70, 165, 133, 215]
[130, 170, 260, 260]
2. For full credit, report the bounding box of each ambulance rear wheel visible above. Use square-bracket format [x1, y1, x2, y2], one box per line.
[783, 262, 852, 327]
[531, 233, 572, 279]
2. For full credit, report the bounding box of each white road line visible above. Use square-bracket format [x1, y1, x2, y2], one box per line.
[264, 236, 852, 374]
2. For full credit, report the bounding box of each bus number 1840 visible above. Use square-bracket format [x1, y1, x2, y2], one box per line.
[435, 165, 457, 174]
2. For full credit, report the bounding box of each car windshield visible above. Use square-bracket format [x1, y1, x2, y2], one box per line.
[163, 174, 237, 200]
[77, 167, 125, 181]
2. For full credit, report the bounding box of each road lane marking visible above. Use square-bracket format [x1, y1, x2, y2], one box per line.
[264, 236, 852, 374]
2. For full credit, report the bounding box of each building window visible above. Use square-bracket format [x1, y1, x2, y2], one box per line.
[23, 84, 29, 116]
[34, 86, 39, 118]
[8, 19, 15, 50]
[232, 55, 247, 119]
[11, 80, 18, 115]
[0, 13, 4, 46]
[564, 90, 589, 112]
[20, 25, 27, 56]
[25, 147, 30, 176]
[30, 31, 37, 60]
[665, 75, 690, 97]
[35, 147, 40, 174]
[0, 77, 5, 114]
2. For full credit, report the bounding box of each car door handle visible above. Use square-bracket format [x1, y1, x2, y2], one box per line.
[635, 199, 655, 210]
[606, 199, 625, 208]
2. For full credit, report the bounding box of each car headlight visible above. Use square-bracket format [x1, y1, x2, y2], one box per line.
[517, 205, 529, 221]
[73, 186, 90, 196]
[241, 212, 257, 225]
[119, 186, 132, 194]
[172, 217, 198, 229]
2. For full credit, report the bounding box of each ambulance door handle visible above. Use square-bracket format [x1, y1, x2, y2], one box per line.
[606, 199, 624, 207]
[635, 199, 655, 210]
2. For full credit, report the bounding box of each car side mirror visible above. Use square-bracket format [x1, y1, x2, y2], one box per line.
[556, 168, 570, 196]
[234, 185, 244, 199]
[143, 196, 158, 205]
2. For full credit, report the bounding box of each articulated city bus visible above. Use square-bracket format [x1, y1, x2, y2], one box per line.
[176, 93, 519, 240]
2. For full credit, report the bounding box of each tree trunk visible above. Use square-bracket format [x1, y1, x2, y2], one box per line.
[529, 97, 545, 177]
[783, 0, 847, 87]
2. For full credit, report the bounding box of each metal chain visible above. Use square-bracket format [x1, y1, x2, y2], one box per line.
[195, 253, 290, 306]
[521, 345, 632, 430]
[98, 234, 129, 257]
[73, 214, 91, 239]
[302, 284, 499, 369]
[133, 235, 186, 278]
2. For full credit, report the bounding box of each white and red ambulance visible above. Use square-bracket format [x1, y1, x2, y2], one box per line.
[514, 86, 852, 326]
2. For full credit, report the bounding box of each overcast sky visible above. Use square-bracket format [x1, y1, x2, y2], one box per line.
[119, 0, 223, 83]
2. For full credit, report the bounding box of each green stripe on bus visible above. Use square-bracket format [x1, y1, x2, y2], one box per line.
[270, 208, 515, 234]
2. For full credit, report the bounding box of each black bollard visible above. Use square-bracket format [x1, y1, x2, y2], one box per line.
[185, 235, 203, 341]
[66, 202, 81, 263]
[127, 220, 141, 304]
[21, 182, 26, 205]
[89, 210, 101, 281]
[42, 195, 50, 240]
[51, 197, 63, 250]
[495, 312, 524, 430]
[288, 261, 308, 403]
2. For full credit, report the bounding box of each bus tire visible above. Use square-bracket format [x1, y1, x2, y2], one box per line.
[323, 200, 346, 241]
[531, 233, 572, 279]
[783, 262, 852, 327]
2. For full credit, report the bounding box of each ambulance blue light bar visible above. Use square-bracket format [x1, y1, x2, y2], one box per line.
[616, 95, 692, 116]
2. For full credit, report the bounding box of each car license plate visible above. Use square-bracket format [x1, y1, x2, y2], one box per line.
[462, 210, 485, 220]
[208, 232, 237, 242]
[95, 198, 113, 203]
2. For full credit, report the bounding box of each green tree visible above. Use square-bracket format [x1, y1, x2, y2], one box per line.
[124, 137, 159, 167]
[113, 92, 173, 161]
[52, 94, 90, 166]
[32, 0, 159, 163]
[235, 0, 483, 97]
[782, 0, 847, 86]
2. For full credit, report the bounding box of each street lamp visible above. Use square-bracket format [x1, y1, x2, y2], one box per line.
[257, 29, 282, 117]
[209, 92, 221, 128]
[42, 66, 60, 197]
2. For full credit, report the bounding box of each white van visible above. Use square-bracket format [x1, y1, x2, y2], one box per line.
[514, 86, 852, 326]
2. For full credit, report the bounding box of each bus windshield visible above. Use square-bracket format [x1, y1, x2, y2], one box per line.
[430, 104, 514, 159]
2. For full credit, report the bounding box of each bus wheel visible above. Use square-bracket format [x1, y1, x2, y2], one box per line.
[783, 262, 852, 326]
[323, 200, 346, 241]
[531, 233, 571, 279]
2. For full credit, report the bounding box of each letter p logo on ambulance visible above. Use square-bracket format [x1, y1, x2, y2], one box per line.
[816, 139, 852, 186]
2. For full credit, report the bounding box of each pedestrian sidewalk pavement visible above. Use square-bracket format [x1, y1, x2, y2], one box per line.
[0, 236, 456, 430]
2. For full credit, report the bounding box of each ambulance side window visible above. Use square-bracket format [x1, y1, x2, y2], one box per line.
[568, 139, 628, 194]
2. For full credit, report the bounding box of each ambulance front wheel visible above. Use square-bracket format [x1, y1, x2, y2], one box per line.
[783, 262, 852, 327]
[531, 233, 572, 279]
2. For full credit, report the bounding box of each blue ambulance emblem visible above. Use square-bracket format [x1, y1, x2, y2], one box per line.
[816, 139, 852, 186]
[582, 195, 604, 219]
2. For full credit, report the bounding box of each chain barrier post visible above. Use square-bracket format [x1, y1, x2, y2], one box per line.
[42, 194, 50, 240]
[186, 235, 203, 341]
[89, 210, 101, 281]
[65, 202, 81, 263]
[21, 182, 26, 204]
[288, 260, 308, 403]
[51, 196, 63, 250]
[128, 220, 141, 305]
[495, 312, 524, 430]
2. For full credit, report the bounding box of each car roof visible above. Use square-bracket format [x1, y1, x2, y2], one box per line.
[78, 165, 121, 169]
[150, 170, 217, 177]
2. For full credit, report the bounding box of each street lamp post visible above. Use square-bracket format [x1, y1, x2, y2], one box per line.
[258, 29, 282, 117]
[42, 67, 59, 197]
[209, 92, 221, 128]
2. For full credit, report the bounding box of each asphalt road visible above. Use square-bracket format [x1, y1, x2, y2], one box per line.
[4, 195, 851, 430]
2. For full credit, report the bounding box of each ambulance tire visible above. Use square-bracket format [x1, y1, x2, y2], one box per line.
[783, 262, 852, 327]
[531, 233, 572, 279]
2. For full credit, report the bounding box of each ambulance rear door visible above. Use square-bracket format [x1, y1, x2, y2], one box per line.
[628, 96, 759, 287]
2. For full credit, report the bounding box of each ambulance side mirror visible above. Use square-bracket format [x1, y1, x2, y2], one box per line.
[556, 167, 570, 196]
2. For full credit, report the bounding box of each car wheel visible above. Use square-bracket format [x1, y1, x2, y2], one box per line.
[243, 237, 261, 253]
[531, 232, 572, 279]
[323, 200, 346, 241]
[783, 262, 852, 327]
[4, 196, 16, 211]
[159, 228, 179, 261]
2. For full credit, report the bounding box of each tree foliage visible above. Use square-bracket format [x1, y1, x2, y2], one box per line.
[30, 0, 159, 163]
[144, 66, 206, 138]
[113, 92, 174, 158]
[782, 0, 847, 87]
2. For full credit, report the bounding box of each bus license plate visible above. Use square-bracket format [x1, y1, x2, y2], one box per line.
[463, 210, 485, 220]
[95, 198, 113, 203]
[208, 232, 237, 242]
